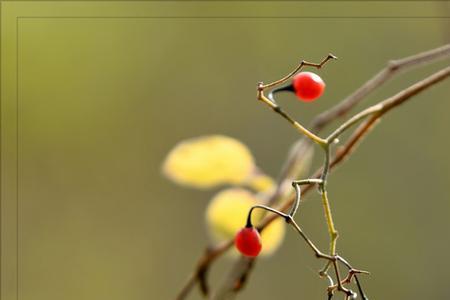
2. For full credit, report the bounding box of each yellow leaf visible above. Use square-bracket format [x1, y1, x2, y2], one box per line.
[283, 138, 314, 182]
[162, 135, 255, 189]
[245, 172, 276, 193]
[205, 188, 285, 257]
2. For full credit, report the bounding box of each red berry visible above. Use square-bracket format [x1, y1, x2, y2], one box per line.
[292, 71, 325, 102]
[235, 227, 262, 257]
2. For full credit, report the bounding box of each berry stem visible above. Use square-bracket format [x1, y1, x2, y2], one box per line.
[246, 205, 289, 228]
[246, 203, 337, 262]
[256, 54, 337, 146]
[257, 90, 326, 146]
[267, 84, 294, 101]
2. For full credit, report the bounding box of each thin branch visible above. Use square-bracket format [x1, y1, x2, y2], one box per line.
[262, 53, 337, 90]
[311, 43, 450, 131]
[326, 104, 382, 143]
[354, 273, 369, 300]
[210, 256, 255, 300]
[257, 54, 337, 145]
[210, 65, 450, 299]
[176, 273, 196, 300]
[274, 44, 450, 205]
[325, 64, 450, 143]
[290, 179, 323, 217]
[261, 65, 450, 234]
[175, 241, 233, 300]
[174, 45, 450, 299]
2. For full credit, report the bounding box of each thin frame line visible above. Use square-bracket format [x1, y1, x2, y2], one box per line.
[4, 0, 450, 2]
[16, 16, 450, 19]
[11, 13, 449, 300]
[16, 15, 19, 300]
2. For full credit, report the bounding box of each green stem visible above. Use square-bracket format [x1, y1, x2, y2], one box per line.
[258, 92, 327, 146]
[319, 145, 339, 274]
[326, 104, 381, 143]
[321, 190, 339, 255]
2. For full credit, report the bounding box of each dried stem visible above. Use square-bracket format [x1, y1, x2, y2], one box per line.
[212, 65, 450, 299]
[239, 188, 368, 299]
[174, 45, 450, 300]
[260, 65, 450, 236]
[311, 43, 450, 131]
[275, 43, 450, 204]
[175, 241, 233, 300]
[256, 53, 337, 146]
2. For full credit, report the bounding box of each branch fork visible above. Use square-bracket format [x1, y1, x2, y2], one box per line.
[174, 44, 450, 300]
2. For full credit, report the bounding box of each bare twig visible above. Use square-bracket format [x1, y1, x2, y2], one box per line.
[174, 45, 450, 300]
[175, 241, 233, 300]
[257, 53, 337, 145]
[211, 65, 450, 299]
[210, 257, 256, 299]
[311, 43, 450, 131]
[260, 65, 450, 235]
[275, 43, 450, 205]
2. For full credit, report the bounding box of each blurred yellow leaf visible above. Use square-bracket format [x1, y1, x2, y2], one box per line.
[205, 188, 285, 257]
[162, 135, 255, 189]
[278, 138, 315, 199]
[281, 138, 314, 182]
[245, 172, 275, 193]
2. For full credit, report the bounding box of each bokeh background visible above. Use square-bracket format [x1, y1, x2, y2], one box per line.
[5, 1, 450, 299]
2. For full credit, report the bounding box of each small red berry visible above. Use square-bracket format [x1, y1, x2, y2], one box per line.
[235, 227, 262, 257]
[292, 71, 325, 102]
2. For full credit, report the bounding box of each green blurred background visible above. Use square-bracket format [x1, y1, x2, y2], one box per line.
[4, 1, 450, 299]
